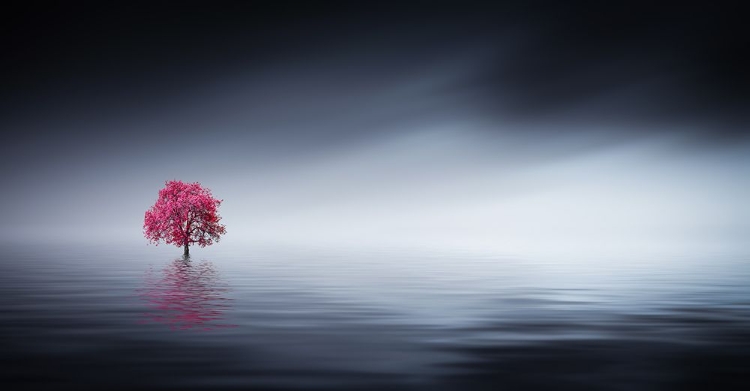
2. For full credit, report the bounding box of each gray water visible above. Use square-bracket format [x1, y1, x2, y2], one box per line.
[2, 241, 749, 390]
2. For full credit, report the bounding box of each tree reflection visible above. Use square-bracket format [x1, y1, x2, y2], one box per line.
[138, 258, 235, 330]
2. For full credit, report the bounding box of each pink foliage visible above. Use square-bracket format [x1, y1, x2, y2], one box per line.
[144, 180, 226, 250]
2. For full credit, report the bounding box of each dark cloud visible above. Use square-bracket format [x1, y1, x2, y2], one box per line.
[2, 1, 747, 140]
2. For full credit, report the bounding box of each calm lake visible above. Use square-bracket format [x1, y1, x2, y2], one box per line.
[1, 241, 749, 390]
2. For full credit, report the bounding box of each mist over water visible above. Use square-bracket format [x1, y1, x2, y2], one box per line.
[3, 83, 749, 391]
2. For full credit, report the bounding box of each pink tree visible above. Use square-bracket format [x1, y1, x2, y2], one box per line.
[144, 180, 226, 256]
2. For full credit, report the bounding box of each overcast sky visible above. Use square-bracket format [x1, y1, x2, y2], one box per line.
[1, 1, 748, 256]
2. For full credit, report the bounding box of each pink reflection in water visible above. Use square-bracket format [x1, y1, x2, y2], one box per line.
[137, 258, 236, 331]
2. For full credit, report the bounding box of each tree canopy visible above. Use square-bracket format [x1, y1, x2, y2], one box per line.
[144, 180, 226, 256]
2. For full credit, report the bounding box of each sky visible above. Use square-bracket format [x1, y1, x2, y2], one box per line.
[1, 1, 749, 256]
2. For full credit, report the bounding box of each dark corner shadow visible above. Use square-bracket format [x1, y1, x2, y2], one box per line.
[137, 257, 237, 331]
[434, 307, 750, 391]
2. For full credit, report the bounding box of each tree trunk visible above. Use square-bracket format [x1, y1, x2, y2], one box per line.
[184, 243, 189, 257]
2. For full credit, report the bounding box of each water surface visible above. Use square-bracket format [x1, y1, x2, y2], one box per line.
[1, 242, 749, 390]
